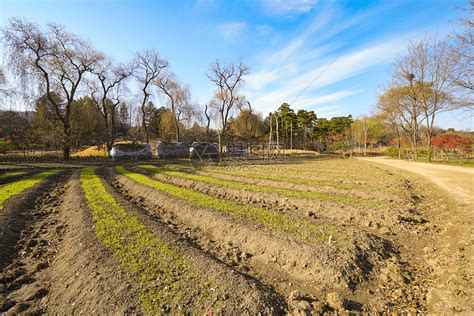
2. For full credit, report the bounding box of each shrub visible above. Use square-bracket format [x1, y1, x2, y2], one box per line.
[432, 134, 472, 155]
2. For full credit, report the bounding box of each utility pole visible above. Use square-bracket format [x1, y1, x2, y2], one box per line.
[290, 122, 293, 150]
[268, 113, 272, 159]
[276, 114, 279, 152]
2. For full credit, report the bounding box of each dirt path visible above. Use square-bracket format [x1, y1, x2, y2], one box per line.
[358, 157, 473, 313]
[358, 157, 474, 204]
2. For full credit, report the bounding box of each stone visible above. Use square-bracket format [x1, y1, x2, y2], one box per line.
[326, 292, 345, 310]
[295, 300, 311, 310]
[310, 301, 326, 314]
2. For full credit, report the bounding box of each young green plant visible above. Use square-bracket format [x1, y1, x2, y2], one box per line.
[80, 167, 218, 313]
[118, 166, 339, 245]
[0, 170, 60, 210]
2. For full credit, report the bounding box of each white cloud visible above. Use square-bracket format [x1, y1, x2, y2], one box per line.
[249, 36, 408, 113]
[245, 63, 299, 91]
[261, 0, 317, 17]
[295, 89, 364, 108]
[218, 22, 246, 40]
[265, 7, 333, 65]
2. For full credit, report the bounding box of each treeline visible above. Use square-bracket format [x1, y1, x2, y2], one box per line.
[0, 19, 254, 159]
[375, 12, 473, 161]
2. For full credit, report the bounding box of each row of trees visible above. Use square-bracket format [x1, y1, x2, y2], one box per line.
[1, 18, 251, 159]
[376, 9, 473, 161]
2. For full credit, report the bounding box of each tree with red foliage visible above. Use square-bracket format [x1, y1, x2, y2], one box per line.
[432, 134, 472, 156]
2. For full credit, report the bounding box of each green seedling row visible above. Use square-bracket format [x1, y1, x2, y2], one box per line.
[173, 163, 369, 189]
[171, 164, 400, 196]
[0, 169, 60, 210]
[0, 170, 29, 181]
[80, 167, 217, 313]
[118, 166, 339, 245]
[144, 164, 382, 208]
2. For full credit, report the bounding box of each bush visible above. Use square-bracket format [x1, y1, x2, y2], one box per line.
[385, 146, 433, 159]
[0, 138, 10, 154]
[432, 134, 472, 155]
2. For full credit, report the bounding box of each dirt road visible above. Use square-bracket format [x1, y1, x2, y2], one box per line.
[359, 157, 473, 313]
[358, 157, 474, 205]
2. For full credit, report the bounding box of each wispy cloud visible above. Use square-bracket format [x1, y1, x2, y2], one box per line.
[218, 22, 246, 40]
[295, 89, 364, 108]
[260, 0, 317, 17]
[244, 2, 414, 116]
[249, 37, 406, 113]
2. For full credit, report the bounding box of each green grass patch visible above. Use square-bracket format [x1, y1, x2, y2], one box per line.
[118, 166, 339, 245]
[146, 164, 382, 208]
[0, 170, 29, 181]
[80, 167, 217, 313]
[0, 170, 60, 210]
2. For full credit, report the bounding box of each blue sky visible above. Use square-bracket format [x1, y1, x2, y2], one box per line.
[1, 0, 472, 130]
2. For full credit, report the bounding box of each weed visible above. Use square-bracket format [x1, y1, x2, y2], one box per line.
[0, 170, 29, 181]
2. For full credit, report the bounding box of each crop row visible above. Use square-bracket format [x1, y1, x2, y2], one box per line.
[117, 166, 339, 245]
[0, 170, 29, 181]
[80, 167, 218, 313]
[141, 164, 385, 208]
[0, 169, 60, 210]
[170, 163, 401, 195]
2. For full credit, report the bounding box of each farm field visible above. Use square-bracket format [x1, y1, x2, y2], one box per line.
[0, 158, 472, 314]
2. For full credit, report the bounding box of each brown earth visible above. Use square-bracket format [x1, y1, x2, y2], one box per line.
[0, 171, 141, 314]
[358, 157, 474, 314]
[0, 157, 471, 314]
[108, 166, 433, 312]
[98, 168, 286, 314]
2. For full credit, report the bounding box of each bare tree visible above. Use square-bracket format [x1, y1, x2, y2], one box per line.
[90, 58, 133, 151]
[156, 74, 193, 142]
[204, 104, 212, 142]
[2, 18, 103, 159]
[377, 93, 405, 159]
[395, 39, 456, 161]
[133, 50, 168, 143]
[450, 3, 474, 108]
[207, 60, 249, 151]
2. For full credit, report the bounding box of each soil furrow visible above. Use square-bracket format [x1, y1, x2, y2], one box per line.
[0, 170, 66, 272]
[106, 166, 403, 312]
[96, 167, 286, 314]
[134, 165, 428, 236]
[0, 171, 142, 314]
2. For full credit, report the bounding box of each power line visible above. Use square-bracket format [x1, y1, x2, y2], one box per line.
[289, 54, 341, 107]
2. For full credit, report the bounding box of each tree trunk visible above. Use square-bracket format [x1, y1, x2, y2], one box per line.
[276, 116, 279, 151]
[141, 107, 149, 143]
[63, 124, 71, 160]
[109, 112, 115, 153]
[290, 123, 293, 150]
[396, 131, 401, 159]
[175, 121, 180, 142]
[427, 133, 432, 162]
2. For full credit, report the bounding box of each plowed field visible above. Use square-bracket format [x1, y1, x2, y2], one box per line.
[0, 158, 471, 314]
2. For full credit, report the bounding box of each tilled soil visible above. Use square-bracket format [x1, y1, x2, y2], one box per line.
[0, 172, 140, 314]
[107, 167, 429, 313]
[0, 158, 471, 314]
[97, 168, 286, 313]
[132, 165, 428, 237]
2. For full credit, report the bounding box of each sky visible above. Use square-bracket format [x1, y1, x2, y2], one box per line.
[1, 0, 472, 130]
